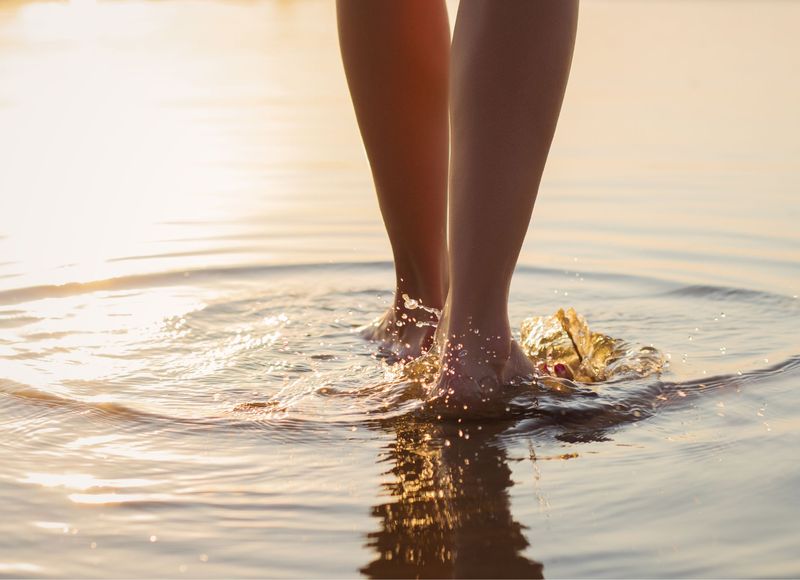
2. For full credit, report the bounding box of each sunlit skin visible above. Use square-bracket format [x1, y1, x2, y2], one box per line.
[337, 0, 579, 407]
[336, 0, 450, 360]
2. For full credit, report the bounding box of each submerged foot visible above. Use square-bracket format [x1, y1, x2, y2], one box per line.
[360, 296, 440, 361]
[431, 313, 536, 414]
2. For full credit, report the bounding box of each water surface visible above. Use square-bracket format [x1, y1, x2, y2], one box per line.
[1, 1, 799, 577]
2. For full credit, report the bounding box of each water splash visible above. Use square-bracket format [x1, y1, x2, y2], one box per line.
[520, 307, 664, 384]
[400, 307, 663, 397]
[401, 293, 442, 328]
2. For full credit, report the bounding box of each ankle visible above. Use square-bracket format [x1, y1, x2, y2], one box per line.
[440, 320, 513, 364]
[442, 302, 511, 338]
[393, 254, 447, 312]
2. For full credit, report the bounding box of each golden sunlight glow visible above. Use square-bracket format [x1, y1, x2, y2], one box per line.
[0, 0, 285, 288]
[68, 492, 175, 505]
[0, 1, 798, 577]
[0, 289, 206, 390]
[0, 564, 44, 574]
[22, 472, 158, 490]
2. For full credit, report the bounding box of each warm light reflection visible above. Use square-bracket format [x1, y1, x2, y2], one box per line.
[0, 563, 44, 574]
[0, 0, 274, 288]
[32, 521, 70, 530]
[22, 472, 158, 490]
[0, 288, 206, 391]
[68, 492, 175, 505]
[362, 421, 543, 578]
[0, 1, 797, 576]
[77, 442, 238, 465]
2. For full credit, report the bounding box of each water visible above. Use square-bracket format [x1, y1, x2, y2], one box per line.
[1, 1, 799, 577]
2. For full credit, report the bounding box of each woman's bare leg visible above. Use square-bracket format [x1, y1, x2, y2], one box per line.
[436, 0, 579, 406]
[336, 0, 450, 359]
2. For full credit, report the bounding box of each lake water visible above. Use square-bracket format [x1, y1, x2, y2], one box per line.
[1, 1, 799, 577]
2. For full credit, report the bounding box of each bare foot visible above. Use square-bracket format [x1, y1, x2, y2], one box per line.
[360, 295, 440, 361]
[431, 314, 536, 414]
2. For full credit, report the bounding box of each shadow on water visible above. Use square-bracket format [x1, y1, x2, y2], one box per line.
[362, 419, 543, 579]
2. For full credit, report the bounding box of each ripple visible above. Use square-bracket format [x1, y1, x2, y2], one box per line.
[1, 263, 797, 439]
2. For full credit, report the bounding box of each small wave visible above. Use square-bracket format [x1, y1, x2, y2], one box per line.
[662, 284, 797, 306]
[2, 259, 797, 447]
[3, 348, 798, 449]
[502, 354, 800, 442]
[0, 378, 380, 444]
[0, 261, 393, 305]
[0, 379, 167, 423]
[227, 347, 800, 447]
[0, 260, 689, 306]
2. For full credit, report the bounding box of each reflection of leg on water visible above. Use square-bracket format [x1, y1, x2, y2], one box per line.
[362, 421, 543, 579]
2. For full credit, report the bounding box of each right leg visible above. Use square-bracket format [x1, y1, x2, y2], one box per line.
[336, 0, 450, 359]
[436, 0, 578, 407]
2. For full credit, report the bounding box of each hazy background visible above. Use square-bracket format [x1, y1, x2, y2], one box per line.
[1, 0, 797, 296]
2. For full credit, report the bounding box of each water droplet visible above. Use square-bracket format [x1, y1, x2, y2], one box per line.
[150, 535, 158, 543]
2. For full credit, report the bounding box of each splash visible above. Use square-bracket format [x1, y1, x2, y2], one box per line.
[401, 293, 442, 328]
[520, 307, 664, 384]
[402, 308, 664, 391]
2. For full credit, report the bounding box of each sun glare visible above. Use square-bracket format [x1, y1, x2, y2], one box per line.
[0, 0, 242, 288]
